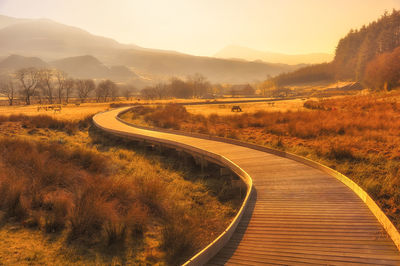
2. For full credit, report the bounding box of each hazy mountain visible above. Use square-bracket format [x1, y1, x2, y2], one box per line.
[109, 65, 139, 80]
[0, 15, 305, 83]
[0, 18, 131, 62]
[215, 45, 333, 65]
[51, 55, 110, 78]
[50, 55, 138, 81]
[0, 54, 48, 72]
[114, 49, 302, 83]
[0, 53, 140, 83]
[0, 15, 29, 29]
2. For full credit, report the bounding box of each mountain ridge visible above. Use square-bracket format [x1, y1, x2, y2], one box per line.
[0, 14, 306, 84]
[215, 45, 333, 65]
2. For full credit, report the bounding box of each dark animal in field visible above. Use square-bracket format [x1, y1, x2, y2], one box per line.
[231, 105, 242, 112]
[53, 107, 62, 113]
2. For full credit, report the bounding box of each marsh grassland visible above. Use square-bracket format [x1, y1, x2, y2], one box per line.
[0, 111, 242, 265]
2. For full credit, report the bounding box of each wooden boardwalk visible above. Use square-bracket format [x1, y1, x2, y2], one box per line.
[94, 108, 400, 265]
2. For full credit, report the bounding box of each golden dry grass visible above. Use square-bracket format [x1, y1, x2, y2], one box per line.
[0, 114, 241, 265]
[0, 103, 111, 120]
[0, 97, 274, 120]
[184, 98, 307, 116]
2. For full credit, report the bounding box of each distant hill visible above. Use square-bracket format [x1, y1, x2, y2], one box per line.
[0, 54, 48, 72]
[0, 18, 130, 62]
[51, 55, 110, 79]
[215, 45, 333, 65]
[0, 15, 304, 84]
[0, 54, 140, 83]
[0, 15, 29, 29]
[113, 49, 302, 83]
[50, 55, 138, 81]
[109, 65, 139, 80]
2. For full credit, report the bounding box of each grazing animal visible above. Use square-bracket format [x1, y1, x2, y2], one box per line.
[231, 105, 242, 112]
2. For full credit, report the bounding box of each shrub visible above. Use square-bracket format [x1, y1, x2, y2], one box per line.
[134, 174, 167, 215]
[327, 145, 355, 161]
[69, 147, 109, 174]
[41, 191, 72, 233]
[103, 213, 127, 246]
[303, 100, 325, 110]
[68, 182, 107, 240]
[109, 102, 134, 108]
[161, 216, 197, 265]
[0, 181, 27, 220]
[126, 203, 148, 239]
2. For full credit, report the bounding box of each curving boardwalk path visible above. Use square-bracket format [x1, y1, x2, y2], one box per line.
[94, 107, 400, 265]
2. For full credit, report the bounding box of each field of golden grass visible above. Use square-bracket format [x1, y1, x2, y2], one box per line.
[184, 98, 307, 116]
[0, 113, 242, 265]
[0, 103, 112, 120]
[121, 91, 400, 230]
[0, 97, 276, 120]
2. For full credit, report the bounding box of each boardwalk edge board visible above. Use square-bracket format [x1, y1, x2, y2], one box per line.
[94, 106, 400, 265]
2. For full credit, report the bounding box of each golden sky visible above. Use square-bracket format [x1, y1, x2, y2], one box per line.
[1, 0, 399, 56]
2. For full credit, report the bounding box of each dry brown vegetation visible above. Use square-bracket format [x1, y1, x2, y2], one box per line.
[122, 93, 400, 229]
[0, 113, 241, 265]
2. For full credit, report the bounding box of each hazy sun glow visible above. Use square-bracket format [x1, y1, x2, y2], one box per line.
[1, 0, 400, 56]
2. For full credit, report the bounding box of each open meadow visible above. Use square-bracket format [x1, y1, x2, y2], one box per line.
[184, 98, 307, 116]
[0, 97, 279, 120]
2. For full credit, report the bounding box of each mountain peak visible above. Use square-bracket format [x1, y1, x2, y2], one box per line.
[0, 54, 48, 71]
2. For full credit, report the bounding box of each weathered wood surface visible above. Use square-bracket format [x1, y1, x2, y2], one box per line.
[94, 108, 400, 265]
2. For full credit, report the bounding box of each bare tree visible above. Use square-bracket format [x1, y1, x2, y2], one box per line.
[96, 79, 117, 102]
[76, 79, 95, 103]
[169, 77, 191, 98]
[123, 89, 131, 101]
[55, 71, 68, 104]
[95, 83, 105, 102]
[210, 83, 223, 96]
[0, 75, 16, 106]
[64, 78, 75, 104]
[16, 68, 39, 105]
[153, 82, 168, 99]
[141, 86, 157, 99]
[39, 69, 55, 104]
[187, 73, 210, 98]
[110, 82, 119, 101]
[258, 78, 275, 97]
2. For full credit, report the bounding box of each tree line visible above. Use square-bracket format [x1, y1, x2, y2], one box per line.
[269, 63, 334, 88]
[263, 9, 400, 90]
[140, 74, 212, 99]
[334, 9, 400, 83]
[0, 67, 136, 106]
